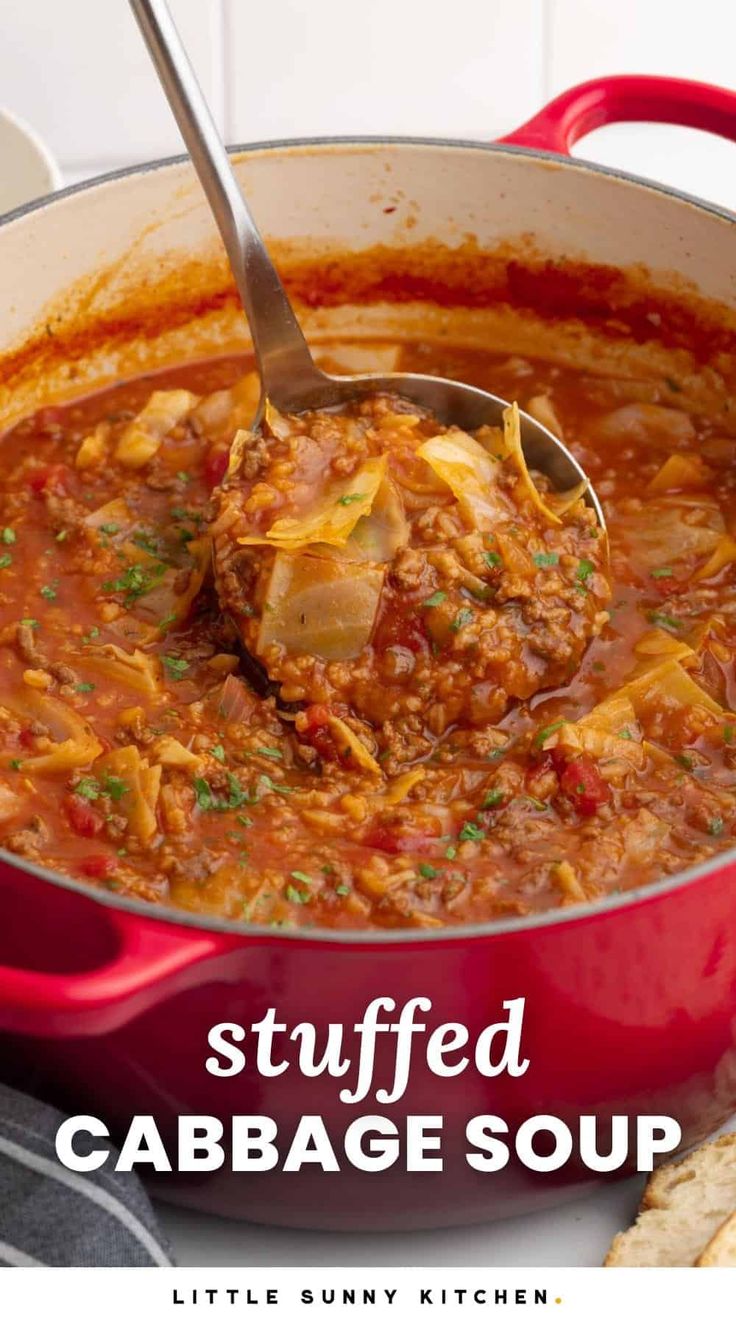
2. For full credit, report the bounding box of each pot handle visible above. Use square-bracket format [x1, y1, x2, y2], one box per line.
[0, 906, 227, 1037]
[498, 75, 736, 154]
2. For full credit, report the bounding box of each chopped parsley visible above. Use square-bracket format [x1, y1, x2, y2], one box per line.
[223, 775, 250, 810]
[103, 776, 129, 802]
[75, 774, 128, 802]
[40, 580, 58, 600]
[82, 626, 100, 643]
[534, 719, 565, 747]
[450, 607, 474, 633]
[647, 610, 683, 633]
[102, 562, 165, 606]
[482, 789, 504, 809]
[258, 773, 293, 797]
[20, 618, 39, 630]
[534, 551, 559, 568]
[422, 590, 447, 609]
[458, 820, 485, 842]
[285, 884, 309, 904]
[99, 522, 120, 536]
[210, 744, 226, 763]
[75, 682, 95, 693]
[709, 816, 724, 837]
[132, 530, 161, 556]
[418, 863, 440, 879]
[162, 655, 190, 678]
[9, 758, 22, 771]
[1, 528, 15, 545]
[724, 725, 734, 745]
[336, 493, 364, 506]
[445, 844, 457, 860]
[651, 566, 674, 579]
[0, 554, 12, 569]
[256, 746, 283, 761]
[576, 559, 595, 583]
[290, 870, 312, 885]
[193, 780, 214, 811]
[335, 884, 351, 896]
[193, 773, 251, 812]
[484, 550, 502, 568]
[170, 506, 204, 522]
[75, 777, 101, 801]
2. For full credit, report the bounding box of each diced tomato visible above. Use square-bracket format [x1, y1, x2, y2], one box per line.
[18, 727, 36, 750]
[80, 852, 116, 879]
[313, 730, 339, 763]
[303, 704, 332, 731]
[363, 824, 440, 854]
[312, 728, 340, 763]
[64, 794, 104, 838]
[29, 462, 70, 496]
[204, 446, 229, 488]
[372, 607, 428, 655]
[296, 704, 337, 761]
[555, 753, 611, 816]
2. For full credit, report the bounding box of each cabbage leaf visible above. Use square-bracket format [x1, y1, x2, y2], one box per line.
[238, 455, 388, 550]
[257, 552, 384, 661]
[417, 428, 507, 531]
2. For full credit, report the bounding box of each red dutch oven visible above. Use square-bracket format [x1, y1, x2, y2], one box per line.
[1, 76, 736, 1230]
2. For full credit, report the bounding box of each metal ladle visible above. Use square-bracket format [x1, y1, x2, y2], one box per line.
[130, 0, 604, 528]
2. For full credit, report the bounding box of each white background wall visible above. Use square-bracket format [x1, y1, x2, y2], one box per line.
[2, 0, 735, 207]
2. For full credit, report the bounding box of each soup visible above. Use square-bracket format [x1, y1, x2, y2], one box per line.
[0, 342, 734, 928]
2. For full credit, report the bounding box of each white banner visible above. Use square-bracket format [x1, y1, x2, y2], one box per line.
[0, 1267, 733, 1321]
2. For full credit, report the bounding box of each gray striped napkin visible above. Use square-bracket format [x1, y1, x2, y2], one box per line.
[0, 1081, 173, 1267]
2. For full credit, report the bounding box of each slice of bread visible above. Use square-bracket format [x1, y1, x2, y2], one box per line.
[696, 1211, 736, 1266]
[605, 1134, 736, 1267]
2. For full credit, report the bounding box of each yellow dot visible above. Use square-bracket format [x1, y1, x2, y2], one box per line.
[555, 1298, 563, 1305]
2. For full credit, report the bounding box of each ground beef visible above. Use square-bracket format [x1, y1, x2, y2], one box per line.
[4, 815, 49, 857]
[212, 393, 609, 749]
[14, 623, 78, 686]
[15, 622, 47, 668]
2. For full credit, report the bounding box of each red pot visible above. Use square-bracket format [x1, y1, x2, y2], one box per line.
[1, 75, 736, 1230]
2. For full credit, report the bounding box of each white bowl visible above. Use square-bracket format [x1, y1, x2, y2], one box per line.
[0, 107, 61, 214]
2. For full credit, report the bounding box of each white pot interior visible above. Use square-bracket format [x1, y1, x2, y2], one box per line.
[0, 141, 735, 428]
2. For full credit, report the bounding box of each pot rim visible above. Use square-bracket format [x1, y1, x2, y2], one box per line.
[1, 133, 735, 231]
[1, 133, 734, 947]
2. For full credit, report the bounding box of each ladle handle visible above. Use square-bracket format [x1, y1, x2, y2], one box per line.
[129, 0, 320, 403]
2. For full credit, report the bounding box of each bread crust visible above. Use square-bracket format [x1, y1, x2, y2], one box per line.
[696, 1211, 736, 1267]
[605, 1134, 736, 1267]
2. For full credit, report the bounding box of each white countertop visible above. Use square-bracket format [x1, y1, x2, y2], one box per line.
[159, 1116, 736, 1266]
[156, 1174, 643, 1268]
